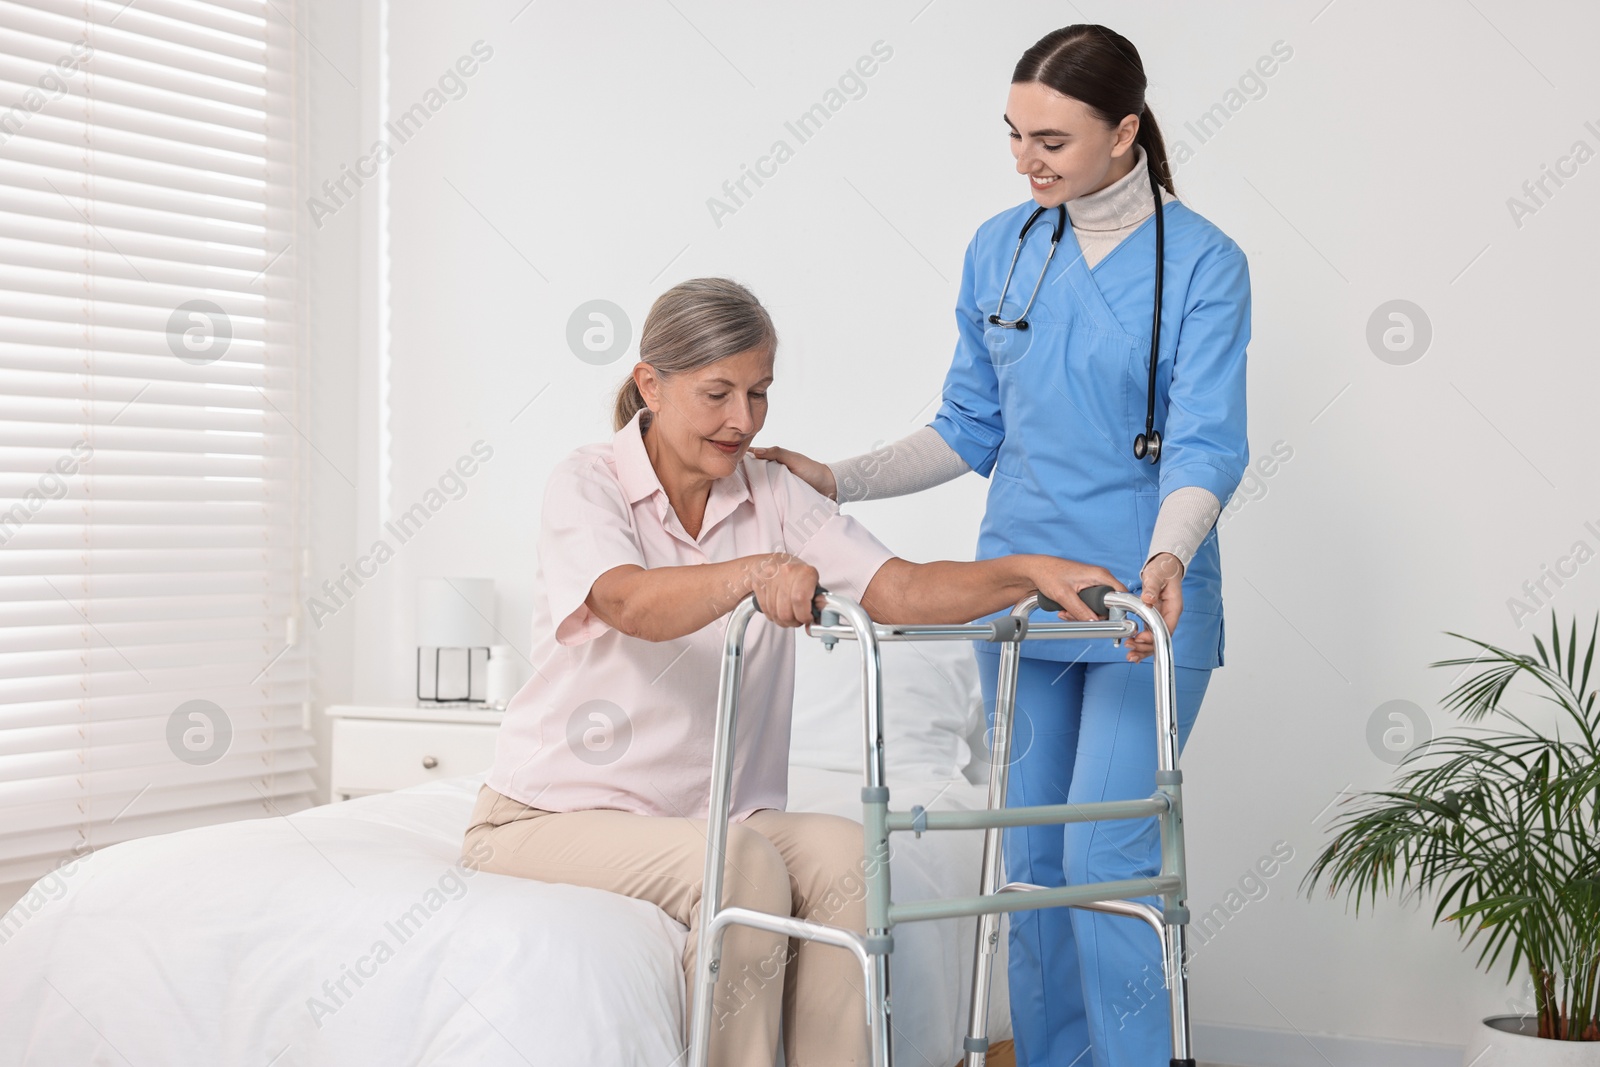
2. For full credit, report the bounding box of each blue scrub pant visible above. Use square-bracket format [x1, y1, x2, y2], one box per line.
[975, 650, 1210, 1067]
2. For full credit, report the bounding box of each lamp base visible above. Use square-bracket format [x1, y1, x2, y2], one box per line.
[416, 646, 490, 705]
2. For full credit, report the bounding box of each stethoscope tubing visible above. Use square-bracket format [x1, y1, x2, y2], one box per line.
[1138, 171, 1164, 464]
[987, 203, 1064, 332]
[988, 162, 1166, 463]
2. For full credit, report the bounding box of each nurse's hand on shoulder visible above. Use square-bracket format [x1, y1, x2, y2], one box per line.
[748, 552, 825, 628]
[1125, 553, 1185, 664]
[749, 446, 837, 501]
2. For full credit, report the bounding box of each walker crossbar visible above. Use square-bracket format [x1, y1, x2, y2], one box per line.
[888, 874, 1181, 924]
[704, 905, 875, 972]
[687, 590, 1197, 1067]
[887, 794, 1170, 831]
[1000, 885, 1169, 938]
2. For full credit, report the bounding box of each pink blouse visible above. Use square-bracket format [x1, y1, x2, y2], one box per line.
[485, 409, 896, 823]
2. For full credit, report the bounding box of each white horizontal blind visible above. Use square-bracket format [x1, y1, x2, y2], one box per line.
[0, 0, 313, 887]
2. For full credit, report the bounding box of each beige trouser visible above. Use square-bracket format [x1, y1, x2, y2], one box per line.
[461, 784, 871, 1067]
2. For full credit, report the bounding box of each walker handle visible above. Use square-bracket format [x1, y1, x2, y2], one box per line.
[1037, 584, 1115, 619]
[750, 584, 829, 624]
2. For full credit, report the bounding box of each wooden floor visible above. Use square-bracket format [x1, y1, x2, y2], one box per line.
[958, 1052, 1235, 1067]
[950, 1042, 1014, 1067]
[962, 1047, 1235, 1067]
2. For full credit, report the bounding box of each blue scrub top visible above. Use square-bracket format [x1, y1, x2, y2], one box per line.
[930, 196, 1251, 670]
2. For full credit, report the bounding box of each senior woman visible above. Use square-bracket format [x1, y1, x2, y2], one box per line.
[462, 277, 1122, 1067]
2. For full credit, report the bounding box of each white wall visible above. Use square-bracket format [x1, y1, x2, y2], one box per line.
[302, 0, 367, 807]
[308, 0, 1600, 1053]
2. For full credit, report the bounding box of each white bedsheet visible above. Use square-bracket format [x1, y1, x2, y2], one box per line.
[0, 767, 1009, 1067]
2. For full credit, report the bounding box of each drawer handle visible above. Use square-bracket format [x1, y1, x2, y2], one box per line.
[421, 755, 439, 770]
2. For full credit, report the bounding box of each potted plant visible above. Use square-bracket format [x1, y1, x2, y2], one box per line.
[1301, 615, 1600, 1065]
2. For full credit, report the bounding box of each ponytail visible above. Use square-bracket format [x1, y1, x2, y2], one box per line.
[1013, 24, 1176, 196]
[1135, 105, 1175, 196]
[612, 376, 647, 433]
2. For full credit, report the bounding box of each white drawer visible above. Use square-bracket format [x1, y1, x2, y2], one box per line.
[330, 717, 499, 799]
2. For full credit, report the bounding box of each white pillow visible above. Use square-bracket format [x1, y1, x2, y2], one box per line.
[789, 633, 984, 781]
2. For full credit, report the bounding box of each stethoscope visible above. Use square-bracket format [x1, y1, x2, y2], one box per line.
[987, 164, 1166, 464]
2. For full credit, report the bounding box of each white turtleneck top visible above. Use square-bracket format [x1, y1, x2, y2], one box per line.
[826, 145, 1222, 574]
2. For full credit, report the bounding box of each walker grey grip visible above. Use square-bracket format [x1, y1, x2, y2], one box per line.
[750, 583, 829, 623]
[1037, 584, 1114, 618]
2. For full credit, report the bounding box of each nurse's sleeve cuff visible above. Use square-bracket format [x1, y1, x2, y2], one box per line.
[1144, 486, 1221, 572]
[927, 416, 999, 478]
[1158, 459, 1239, 512]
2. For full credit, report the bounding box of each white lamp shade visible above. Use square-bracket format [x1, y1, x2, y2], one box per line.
[416, 577, 498, 647]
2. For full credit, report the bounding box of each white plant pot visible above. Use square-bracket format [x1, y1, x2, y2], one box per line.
[1462, 1015, 1600, 1066]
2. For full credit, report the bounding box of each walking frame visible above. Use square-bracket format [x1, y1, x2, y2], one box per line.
[688, 586, 1197, 1067]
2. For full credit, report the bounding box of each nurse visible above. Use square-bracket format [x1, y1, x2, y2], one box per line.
[752, 24, 1250, 1067]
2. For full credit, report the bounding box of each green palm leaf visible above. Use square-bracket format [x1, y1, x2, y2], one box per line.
[1303, 613, 1600, 1042]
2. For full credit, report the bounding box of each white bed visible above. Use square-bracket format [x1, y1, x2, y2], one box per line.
[0, 640, 1012, 1067]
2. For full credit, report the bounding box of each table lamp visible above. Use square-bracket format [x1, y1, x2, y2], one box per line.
[415, 577, 497, 705]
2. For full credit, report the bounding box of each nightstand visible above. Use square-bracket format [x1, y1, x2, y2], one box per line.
[324, 704, 504, 803]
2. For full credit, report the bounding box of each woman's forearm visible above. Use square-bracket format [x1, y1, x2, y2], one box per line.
[860, 555, 1047, 625]
[588, 555, 776, 642]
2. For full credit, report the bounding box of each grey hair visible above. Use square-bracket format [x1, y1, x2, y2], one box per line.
[613, 277, 777, 431]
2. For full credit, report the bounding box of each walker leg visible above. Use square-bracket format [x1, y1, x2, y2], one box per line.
[687, 597, 762, 1067]
[1166, 923, 1195, 1067]
[1161, 779, 1196, 1067]
[1150, 621, 1195, 1067]
[961, 639, 1023, 1066]
[868, 949, 893, 1067]
[849, 597, 895, 1067]
[862, 783, 895, 1067]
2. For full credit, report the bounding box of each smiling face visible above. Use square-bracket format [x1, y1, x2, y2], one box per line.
[1005, 80, 1140, 207]
[635, 345, 773, 486]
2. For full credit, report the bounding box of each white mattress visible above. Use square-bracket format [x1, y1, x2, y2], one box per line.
[0, 766, 1009, 1067]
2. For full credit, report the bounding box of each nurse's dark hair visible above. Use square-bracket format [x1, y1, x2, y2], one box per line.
[613, 277, 777, 432]
[1013, 24, 1175, 196]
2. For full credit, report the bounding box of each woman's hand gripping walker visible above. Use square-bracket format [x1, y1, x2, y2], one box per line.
[688, 581, 1199, 1067]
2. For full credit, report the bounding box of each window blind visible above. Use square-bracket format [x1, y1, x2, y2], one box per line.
[0, 0, 313, 888]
